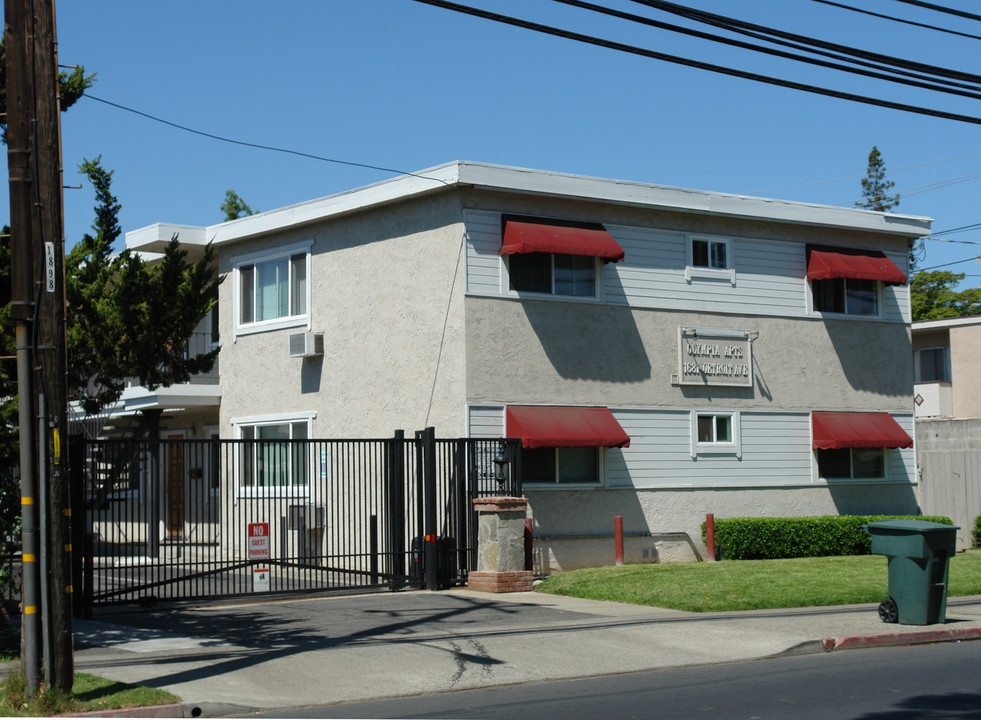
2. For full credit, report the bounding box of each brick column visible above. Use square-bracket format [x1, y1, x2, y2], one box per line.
[468, 497, 534, 593]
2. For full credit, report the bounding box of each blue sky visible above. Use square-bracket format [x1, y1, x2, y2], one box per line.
[19, 1, 981, 284]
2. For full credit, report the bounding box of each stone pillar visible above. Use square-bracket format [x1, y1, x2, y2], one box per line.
[468, 497, 533, 593]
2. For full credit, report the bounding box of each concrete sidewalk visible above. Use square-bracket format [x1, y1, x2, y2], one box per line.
[63, 589, 981, 717]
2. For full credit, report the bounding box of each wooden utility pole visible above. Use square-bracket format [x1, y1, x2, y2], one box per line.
[5, 0, 42, 694]
[4, 0, 73, 693]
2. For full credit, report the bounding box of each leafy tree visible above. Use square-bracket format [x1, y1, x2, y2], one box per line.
[66, 159, 221, 415]
[220, 190, 256, 221]
[0, 37, 94, 143]
[911, 270, 981, 321]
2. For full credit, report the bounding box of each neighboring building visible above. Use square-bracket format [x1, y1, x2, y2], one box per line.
[119, 161, 930, 571]
[912, 315, 981, 549]
[913, 315, 981, 420]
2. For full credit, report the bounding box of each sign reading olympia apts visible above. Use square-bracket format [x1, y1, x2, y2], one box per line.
[678, 327, 753, 387]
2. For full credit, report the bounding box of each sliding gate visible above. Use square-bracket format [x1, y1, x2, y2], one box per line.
[78, 430, 521, 609]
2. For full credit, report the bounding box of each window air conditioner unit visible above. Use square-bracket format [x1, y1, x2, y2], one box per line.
[289, 331, 324, 358]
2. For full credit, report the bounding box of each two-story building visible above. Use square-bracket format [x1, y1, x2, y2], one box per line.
[120, 161, 930, 571]
[913, 314, 981, 549]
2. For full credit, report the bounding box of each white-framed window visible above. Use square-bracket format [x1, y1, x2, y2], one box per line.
[686, 235, 735, 284]
[232, 412, 315, 495]
[690, 410, 741, 457]
[916, 346, 950, 383]
[507, 253, 599, 298]
[522, 446, 602, 485]
[232, 240, 312, 336]
[817, 447, 886, 480]
[811, 278, 880, 316]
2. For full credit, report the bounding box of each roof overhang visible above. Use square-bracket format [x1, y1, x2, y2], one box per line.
[125, 162, 932, 253]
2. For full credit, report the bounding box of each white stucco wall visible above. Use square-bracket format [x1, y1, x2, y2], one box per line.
[218, 193, 470, 438]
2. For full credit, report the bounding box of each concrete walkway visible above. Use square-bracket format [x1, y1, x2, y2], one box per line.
[64, 589, 981, 717]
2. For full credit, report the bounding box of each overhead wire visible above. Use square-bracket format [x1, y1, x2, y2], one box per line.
[626, 0, 981, 84]
[887, 0, 981, 23]
[83, 95, 452, 186]
[810, 0, 981, 41]
[409, 0, 981, 125]
[552, 0, 981, 99]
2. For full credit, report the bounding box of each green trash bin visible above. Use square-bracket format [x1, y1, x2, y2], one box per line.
[863, 519, 959, 626]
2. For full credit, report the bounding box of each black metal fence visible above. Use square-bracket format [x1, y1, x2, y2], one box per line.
[77, 430, 521, 610]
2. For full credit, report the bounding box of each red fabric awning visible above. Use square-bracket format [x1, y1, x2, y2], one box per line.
[506, 406, 631, 449]
[500, 221, 625, 262]
[806, 246, 907, 286]
[812, 412, 913, 450]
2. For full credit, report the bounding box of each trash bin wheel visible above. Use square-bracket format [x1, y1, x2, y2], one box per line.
[878, 598, 899, 624]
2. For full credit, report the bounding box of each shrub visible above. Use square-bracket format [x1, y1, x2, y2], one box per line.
[702, 515, 954, 560]
[973, 515, 981, 549]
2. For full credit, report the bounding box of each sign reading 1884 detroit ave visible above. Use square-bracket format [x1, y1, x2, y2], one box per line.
[678, 327, 753, 387]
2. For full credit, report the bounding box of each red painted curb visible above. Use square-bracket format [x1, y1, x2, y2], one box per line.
[822, 626, 981, 652]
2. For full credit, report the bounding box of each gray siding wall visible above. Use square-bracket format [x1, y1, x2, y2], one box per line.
[464, 209, 911, 322]
[468, 405, 914, 490]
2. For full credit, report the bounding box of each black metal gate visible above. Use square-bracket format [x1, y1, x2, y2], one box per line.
[76, 429, 521, 610]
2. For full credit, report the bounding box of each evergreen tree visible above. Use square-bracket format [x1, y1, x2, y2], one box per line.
[66, 159, 221, 415]
[220, 190, 256, 221]
[856, 146, 900, 212]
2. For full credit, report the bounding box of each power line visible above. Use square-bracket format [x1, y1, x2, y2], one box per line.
[744, 149, 981, 194]
[83, 95, 452, 186]
[552, 0, 981, 99]
[888, 0, 981, 23]
[811, 0, 981, 41]
[627, 0, 981, 85]
[410, 0, 981, 126]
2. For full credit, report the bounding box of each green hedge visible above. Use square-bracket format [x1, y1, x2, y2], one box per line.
[974, 515, 981, 549]
[701, 515, 955, 560]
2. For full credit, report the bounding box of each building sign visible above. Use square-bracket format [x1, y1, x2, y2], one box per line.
[247, 522, 270, 561]
[678, 327, 753, 387]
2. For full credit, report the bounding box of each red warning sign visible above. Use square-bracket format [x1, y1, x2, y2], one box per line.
[248, 522, 270, 560]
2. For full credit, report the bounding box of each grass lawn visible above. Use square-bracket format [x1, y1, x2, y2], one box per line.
[535, 552, 981, 613]
[0, 667, 180, 717]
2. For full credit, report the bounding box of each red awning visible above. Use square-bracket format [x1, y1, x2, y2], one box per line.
[500, 221, 625, 262]
[806, 246, 907, 286]
[812, 412, 913, 450]
[506, 406, 631, 449]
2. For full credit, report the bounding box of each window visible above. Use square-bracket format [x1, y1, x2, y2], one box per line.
[691, 411, 741, 457]
[233, 242, 311, 335]
[523, 446, 600, 484]
[508, 253, 597, 297]
[692, 238, 728, 270]
[812, 278, 879, 316]
[234, 414, 313, 493]
[686, 235, 735, 284]
[917, 347, 950, 382]
[817, 447, 885, 479]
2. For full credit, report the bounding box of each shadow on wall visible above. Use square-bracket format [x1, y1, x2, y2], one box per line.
[527, 490, 700, 573]
[826, 479, 920, 517]
[301, 356, 324, 394]
[821, 319, 913, 398]
[520, 300, 651, 383]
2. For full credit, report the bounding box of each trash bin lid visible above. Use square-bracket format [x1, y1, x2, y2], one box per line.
[864, 519, 959, 533]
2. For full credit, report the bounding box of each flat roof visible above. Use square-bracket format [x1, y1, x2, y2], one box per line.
[126, 161, 933, 253]
[912, 314, 981, 331]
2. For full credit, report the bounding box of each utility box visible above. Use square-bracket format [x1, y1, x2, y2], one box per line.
[864, 519, 959, 626]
